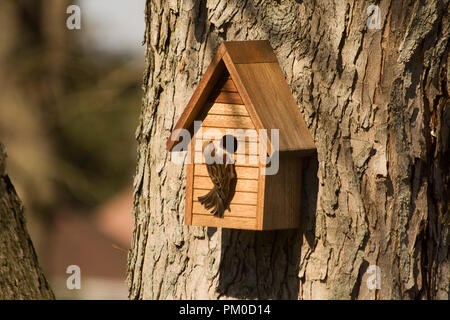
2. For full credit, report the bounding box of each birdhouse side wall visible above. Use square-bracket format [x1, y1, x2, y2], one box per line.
[262, 156, 303, 230]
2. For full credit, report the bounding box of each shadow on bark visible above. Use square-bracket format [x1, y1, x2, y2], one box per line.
[213, 155, 318, 299]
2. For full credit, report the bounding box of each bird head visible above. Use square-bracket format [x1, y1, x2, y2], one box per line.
[202, 140, 217, 164]
[202, 139, 215, 156]
[202, 139, 230, 165]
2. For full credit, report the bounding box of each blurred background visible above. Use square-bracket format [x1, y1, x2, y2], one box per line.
[0, 0, 146, 299]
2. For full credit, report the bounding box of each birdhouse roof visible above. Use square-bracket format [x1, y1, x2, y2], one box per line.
[167, 40, 316, 154]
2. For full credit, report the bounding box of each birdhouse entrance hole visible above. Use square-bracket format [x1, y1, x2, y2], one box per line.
[221, 135, 238, 154]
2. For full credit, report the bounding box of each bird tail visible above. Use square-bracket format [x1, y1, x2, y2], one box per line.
[198, 187, 225, 217]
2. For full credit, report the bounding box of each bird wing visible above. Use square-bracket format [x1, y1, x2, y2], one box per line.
[205, 162, 227, 200]
[225, 163, 237, 206]
[204, 145, 231, 198]
[202, 142, 237, 214]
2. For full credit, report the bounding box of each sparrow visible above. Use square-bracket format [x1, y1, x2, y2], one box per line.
[197, 139, 237, 217]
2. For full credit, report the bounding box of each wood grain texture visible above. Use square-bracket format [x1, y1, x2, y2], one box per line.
[262, 156, 302, 230]
[222, 40, 278, 64]
[194, 152, 260, 167]
[193, 189, 257, 206]
[219, 79, 238, 92]
[256, 168, 266, 230]
[191, 214, 257, 230]
[195, 127, 258, 142]
[232, 62, 316, 153]
[193, 201, 257, 217]
[194, 139, 259, 155]
[202, 114, 255, 129]
[208, 103, 248, 116]
[193, 176, 258, 193]
[211, 91, 243, 104]
[184, 139, 195, 225]
[194, 164, 259, 180]
[221, 51, 265, 132]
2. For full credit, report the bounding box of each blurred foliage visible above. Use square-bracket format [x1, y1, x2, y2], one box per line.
[53, 54, 141, 207]
[0, 0, 141, 211]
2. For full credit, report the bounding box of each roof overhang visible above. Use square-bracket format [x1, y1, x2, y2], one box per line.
[167, 40, 316, 155]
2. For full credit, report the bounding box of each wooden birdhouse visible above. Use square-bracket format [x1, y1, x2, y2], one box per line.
[167, 40, 316, 230]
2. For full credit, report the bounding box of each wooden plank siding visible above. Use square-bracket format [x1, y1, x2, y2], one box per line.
[194, 164, 259, 180]
[208, 103, 248, 116]
[193, 201, 257, 217]
[184, 138, 195, 225]
[212, 92, 243, 104]
[194, 139, 259, 155]
[208, 72, 241, 105]
[193, 190, 257, 206]
[262, 156, 302, 229]
[188, 74, 263, 229]
[194, 152, 260, 168]
[202, 114, 254, 129]
[191, 215, 257, 230]
[193, 176, 258, 193]
[219, 78, 237, 92]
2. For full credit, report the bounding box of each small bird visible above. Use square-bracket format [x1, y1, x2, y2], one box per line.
[198, 139, 237, 217]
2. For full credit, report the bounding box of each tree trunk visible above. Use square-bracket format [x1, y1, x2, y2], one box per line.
[0, 144, 54, 299]
[128, 0, 449, 299]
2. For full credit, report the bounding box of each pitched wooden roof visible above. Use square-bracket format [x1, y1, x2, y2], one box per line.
[167, 40, 316, 154]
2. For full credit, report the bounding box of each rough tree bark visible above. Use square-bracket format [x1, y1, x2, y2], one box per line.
[0, 144, 54, 299]
[128, 0, 449, 299]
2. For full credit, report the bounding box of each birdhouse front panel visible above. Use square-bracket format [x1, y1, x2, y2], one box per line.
[188, 72, 263, 230]
[167, 40, 316, 231]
